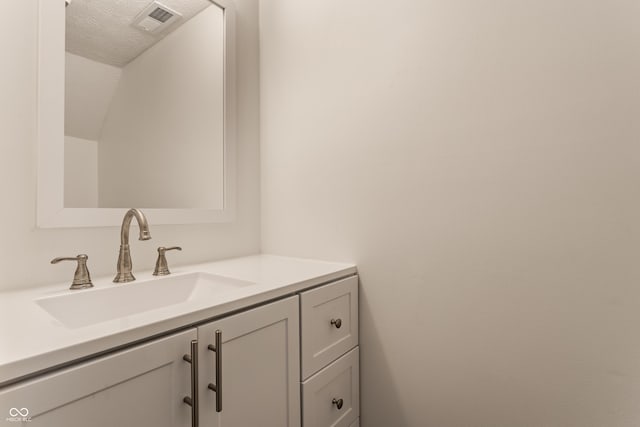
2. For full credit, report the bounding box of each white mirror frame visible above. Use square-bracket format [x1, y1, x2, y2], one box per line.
[36, 0, 237, 228]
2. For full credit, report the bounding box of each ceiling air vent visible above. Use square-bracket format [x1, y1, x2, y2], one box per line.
[132, 2, 182, 35]
[149, 7, 174, 23]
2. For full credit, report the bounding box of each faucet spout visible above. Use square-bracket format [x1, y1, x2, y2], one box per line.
[120, 208, 151, 244]
[114, 209, 152, 283]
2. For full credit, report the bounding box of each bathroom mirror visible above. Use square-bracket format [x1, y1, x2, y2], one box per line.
[37, 0, 236, 227]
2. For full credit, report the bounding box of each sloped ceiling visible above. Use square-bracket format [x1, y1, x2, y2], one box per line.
[65, 0, 212, 67]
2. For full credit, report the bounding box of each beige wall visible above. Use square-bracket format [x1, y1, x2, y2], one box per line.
[0, 0, 260, 291]
[65, 52, 121, 141]
[260, 1, 640, 426]
[64, 52, 117, 208]
[64, 136, 98, 208]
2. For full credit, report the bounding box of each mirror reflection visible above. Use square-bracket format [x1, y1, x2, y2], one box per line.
[64, 0, 224, 209]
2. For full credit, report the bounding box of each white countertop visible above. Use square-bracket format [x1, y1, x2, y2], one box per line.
[0, 254, 356, 386]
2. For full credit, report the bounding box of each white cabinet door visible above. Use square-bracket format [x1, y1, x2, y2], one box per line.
[198, 296, 300, 427]
[0, 329, 197, 427]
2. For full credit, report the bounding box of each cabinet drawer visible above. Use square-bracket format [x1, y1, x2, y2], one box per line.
[300, 275, 358, 379]
[302, 347, 359, 427]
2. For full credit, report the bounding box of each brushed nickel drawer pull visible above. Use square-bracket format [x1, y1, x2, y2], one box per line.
[332, 398, 344, 410]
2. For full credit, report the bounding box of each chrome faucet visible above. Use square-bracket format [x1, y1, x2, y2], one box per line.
[114, 209, 152, 283]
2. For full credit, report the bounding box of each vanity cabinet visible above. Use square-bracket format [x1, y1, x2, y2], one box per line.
[300, 276, 360, 427]
[0, 297, 300, 427]
[0, 272, 358, 427]
[0, 329, 197, 427]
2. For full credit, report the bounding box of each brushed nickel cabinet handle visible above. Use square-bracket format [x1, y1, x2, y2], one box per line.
[330, 318, 342, 329]
[183, 340, 199, 427]
[332, 398, 344, 410]
[207, 329, 222, 412]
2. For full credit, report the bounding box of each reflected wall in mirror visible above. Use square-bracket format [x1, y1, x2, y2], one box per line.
[37, 0, 236, 227]
[65, 0, 223, 209]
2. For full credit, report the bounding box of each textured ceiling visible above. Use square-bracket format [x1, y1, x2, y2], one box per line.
[66, 0, 214, 67]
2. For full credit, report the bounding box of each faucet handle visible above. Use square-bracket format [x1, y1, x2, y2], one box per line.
[51, 254, 93, 290]
[153, 246, 182, 276]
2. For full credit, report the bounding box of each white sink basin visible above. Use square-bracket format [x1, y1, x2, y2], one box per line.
[36, 272, 254, 328]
